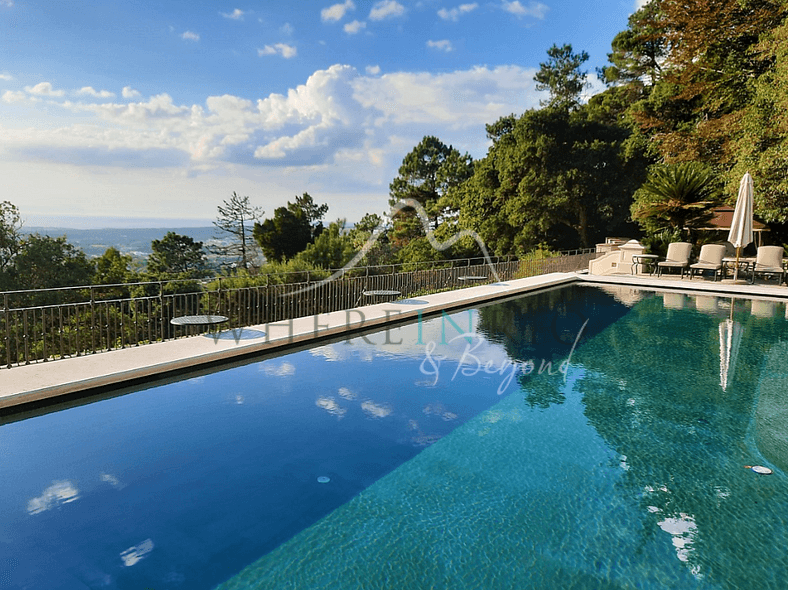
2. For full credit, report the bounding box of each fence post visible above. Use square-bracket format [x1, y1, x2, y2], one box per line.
[159, 281, 165, 342]
[3, 293, 9, 369]
[89, 286, 96, 354]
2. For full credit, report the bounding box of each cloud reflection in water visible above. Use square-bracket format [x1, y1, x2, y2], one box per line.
[27, 481, 80, 515]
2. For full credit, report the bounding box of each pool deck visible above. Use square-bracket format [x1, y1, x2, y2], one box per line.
[3, 271, 788, 412]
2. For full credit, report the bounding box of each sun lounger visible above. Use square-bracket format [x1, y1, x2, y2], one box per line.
[750, 246, 785, 285]
[689, 244, 726, 281]
[657, 242, 692, 278]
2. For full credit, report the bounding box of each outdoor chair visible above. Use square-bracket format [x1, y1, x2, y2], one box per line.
[689, 244, 726, 281]
[750, 246, 786, 285]
[657, 242, 692, 278]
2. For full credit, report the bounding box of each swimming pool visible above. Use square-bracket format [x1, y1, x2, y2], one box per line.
[2, 284, 788, 588]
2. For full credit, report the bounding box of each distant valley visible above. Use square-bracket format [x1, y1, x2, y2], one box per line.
[21, 226, 240, 268]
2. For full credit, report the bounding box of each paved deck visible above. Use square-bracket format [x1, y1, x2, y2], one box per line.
[3, 270, 788, 413]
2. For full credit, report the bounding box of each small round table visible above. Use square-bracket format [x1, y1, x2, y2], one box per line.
[170, 315, 229, 327]
[458, 276, 487, 282]
[363, 290, 401, 302]
[631, 254, 658, 275]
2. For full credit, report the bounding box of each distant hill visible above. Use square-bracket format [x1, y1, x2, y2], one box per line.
[20, 226, 248, 269]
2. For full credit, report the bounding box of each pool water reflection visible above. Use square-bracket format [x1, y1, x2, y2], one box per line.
[3, 285, 788, 589]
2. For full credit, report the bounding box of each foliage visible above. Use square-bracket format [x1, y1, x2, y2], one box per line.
[631, 161, 721, 238]
[600, 1, 666, 86]
[0, 201, 23, 290]
[726, 14, 788, 222]
[388, 136, 473, 247]
[253, 193, 328, 261]
[345, 212, 396, 267]
[605, 0, 788, 225]
[213, 192, 263, 270]
[12, 234, 95, 296]
[93, 247, 136, 299]
[296, 220, 356, 270]
[450, 99, 646, 253]
[94, 247, 134, 285]
[534, 43, 590, 110]
[147, 231, 209, 278]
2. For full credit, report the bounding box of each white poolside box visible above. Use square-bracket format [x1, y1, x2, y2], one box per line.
[589, 239, 646, 275]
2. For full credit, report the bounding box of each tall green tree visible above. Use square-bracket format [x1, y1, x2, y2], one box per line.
[610, 0, 787, 165]
[727, 14, 788, 223]
[13, 234, 95, 292]
[213, 192, 263, 270]
[388, 136, 473, 248]
[290, 192, 329, 235]
[147, 232, 208, 278]
[600, 1, 666, 87]
[450, 43, 647, 254]
[534, 43, 590, 110]
[253, 193, 329, 261]
[94, 247, 134, 285]
[296, 220, 355, 270]
[0, 201, 22, 289]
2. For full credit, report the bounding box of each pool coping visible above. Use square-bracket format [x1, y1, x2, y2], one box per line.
[4, 270, 788, 414]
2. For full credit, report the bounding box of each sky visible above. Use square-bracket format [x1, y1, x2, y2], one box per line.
[1, 0, 645, 228]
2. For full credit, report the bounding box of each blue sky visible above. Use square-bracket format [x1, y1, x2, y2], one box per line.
[1, 0, 643, 228]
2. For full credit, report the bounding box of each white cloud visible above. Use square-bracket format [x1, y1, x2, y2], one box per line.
[258, 43, 297, 58]
[0, 72, 12, 81]
[220, 8, 245, 20]
[77, 86, 115, 98]
[25, 82, 65, 96]
[501, 0, 548, 19]
[427, 39, 453, 52]
[321, 0, 355, 22]
[369, 0, 405, 21]
[280, 22, 294, 35]
[1, 63, 542, 199]
[634, 0, 651, 8]
[437, 3, 478, 21]
[181, 30, 200, 41]
[2, 62, 554, 224]
[344, 20, 366, 34]
[2, 90, 26, 103]
[1, 1, 13, 7]
[366, 65, 381, 75]
[122, 86, 141, 99]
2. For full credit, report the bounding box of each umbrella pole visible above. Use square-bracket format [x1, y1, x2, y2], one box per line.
[733, 247, 741, 282]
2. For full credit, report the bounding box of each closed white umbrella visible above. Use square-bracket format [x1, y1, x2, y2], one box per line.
[727, 172, 754, 281]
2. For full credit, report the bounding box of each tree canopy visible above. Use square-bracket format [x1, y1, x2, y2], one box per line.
[12, 234, 95, 292]
[0, 201, 22, 287]
[606, 0, 788, 224]
[148, 232, 208, 278]
[534, 43, 590, 110]
[253, 193, 328, 261]
[388, 136, 473, 255]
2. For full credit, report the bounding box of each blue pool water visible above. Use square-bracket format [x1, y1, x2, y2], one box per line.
[2, 285, 788, 588]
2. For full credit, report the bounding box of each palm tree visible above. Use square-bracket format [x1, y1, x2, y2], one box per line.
[632, 162, 720, 239]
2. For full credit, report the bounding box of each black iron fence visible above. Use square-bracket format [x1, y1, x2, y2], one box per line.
[0, 251, 593, 369]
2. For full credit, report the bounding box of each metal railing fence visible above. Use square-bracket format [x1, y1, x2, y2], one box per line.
[1, 251, 593, 368]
